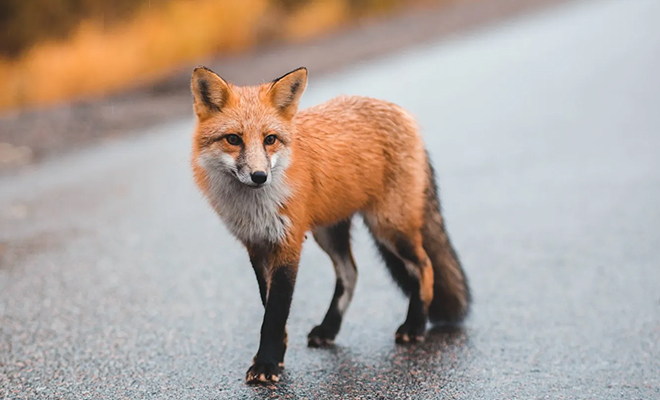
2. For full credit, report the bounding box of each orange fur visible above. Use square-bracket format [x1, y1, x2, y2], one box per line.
[190, 66, 469, 384]
[191, 78, 428, 254]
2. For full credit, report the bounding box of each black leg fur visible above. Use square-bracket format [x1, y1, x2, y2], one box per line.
[308, 278, 344, 347]
[374, 242, 427, 343]
[308, 219, 357, 347]
[246, 264, 296, 384]
[248, 249, 269, 307]
[375, 243, 415, 296]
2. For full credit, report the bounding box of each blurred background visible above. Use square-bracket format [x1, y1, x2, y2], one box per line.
[0, 0, 559, 170]
[0, 0, 423, 109]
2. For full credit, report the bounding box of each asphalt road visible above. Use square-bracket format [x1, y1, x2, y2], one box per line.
[2, 0, 659, 398]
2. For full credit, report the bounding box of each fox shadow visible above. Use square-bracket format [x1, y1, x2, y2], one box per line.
[247, 324, 470, 398]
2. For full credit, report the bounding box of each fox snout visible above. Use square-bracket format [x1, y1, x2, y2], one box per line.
[235, 148, 272, 187]
[234, 163, 270, 188]
[233, 165, 270, 188]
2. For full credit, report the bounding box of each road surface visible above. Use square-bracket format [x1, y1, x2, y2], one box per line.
[1, 0, 659, 398]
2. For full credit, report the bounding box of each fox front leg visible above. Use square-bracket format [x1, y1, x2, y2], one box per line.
[247, 246, 269, 307]
[245, 249, 300, 384]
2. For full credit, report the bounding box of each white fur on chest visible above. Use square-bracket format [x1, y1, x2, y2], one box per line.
[203, 168, 291, 244]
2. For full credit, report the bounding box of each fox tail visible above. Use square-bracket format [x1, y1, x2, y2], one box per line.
[422, 157, 471, 324]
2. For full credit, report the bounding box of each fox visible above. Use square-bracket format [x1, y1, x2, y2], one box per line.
[190, 66, 470, 384]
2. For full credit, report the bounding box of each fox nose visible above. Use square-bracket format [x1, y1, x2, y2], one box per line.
[250, 171, 268, 184]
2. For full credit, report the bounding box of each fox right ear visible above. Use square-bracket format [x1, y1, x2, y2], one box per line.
[191, 66, 231, 119]
[267, 67, 308, 119]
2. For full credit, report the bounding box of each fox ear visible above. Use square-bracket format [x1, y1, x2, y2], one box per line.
[268, 67, 308, 119]
[191, 66, 231, 119]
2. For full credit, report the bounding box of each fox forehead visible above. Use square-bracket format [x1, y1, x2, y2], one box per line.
[222, 108, 288, 135]
[196, 89, 291, 143]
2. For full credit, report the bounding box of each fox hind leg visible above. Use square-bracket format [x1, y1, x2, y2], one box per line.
[365, 214, 434, 343]
[308, 219, 358, 347]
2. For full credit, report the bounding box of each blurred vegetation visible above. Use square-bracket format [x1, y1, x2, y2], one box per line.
[0, 0, 147, 57]
[0, 0, 431, 110]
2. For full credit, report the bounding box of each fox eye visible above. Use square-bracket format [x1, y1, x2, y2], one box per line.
[264, 135, 277, 145]
[225, 134, 242, 146]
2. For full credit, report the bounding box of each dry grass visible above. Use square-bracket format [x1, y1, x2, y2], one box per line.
[284, 0, 349, 41]
[0, 0, 364, 110]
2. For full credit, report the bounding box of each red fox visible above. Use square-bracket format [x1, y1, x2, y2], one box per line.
[190, 66, 470, 384]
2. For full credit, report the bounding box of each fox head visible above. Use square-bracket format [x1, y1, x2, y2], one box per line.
[191, 66, 307, 189]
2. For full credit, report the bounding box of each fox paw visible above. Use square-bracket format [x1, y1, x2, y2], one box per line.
[246, 361, 281, 384]
[395, 322, 426, 344]
[307, 325, 337, 347]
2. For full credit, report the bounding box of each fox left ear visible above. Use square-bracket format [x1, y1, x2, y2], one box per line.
[267, 67, 308, 119]
[191, 66, 232, 120]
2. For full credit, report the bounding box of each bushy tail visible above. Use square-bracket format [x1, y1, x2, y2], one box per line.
[423, 159, 471, 324]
